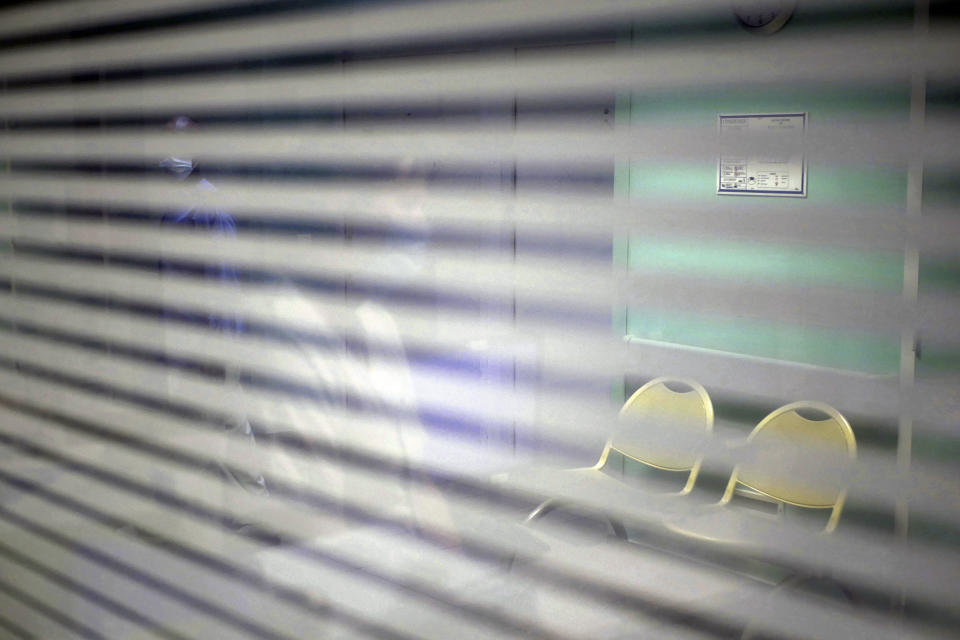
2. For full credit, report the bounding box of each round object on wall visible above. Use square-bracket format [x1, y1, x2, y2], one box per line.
[733, 0, 797, 34]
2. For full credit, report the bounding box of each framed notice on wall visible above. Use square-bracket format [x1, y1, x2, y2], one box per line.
[717, 112, 807, 197]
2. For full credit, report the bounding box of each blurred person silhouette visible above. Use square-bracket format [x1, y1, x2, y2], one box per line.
[154, 122, 447, 550]
[253, 159, 545, 637]
[253, 157, 457, 544]
[154, 129, 537, 632]
[157, 115, 268, 534]
[159, 114, 244, 334]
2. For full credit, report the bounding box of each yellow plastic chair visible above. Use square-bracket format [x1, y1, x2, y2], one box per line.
[729, 404, 859, 640]
[721, 401, 857, 533]
[526, 377, 713, 535]
[605, 376, 715, 495]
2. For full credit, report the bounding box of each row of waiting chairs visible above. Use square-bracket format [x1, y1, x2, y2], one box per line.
[528, 377, 857, 536]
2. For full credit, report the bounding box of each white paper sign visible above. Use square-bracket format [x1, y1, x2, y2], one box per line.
[717, 113, 806, 197]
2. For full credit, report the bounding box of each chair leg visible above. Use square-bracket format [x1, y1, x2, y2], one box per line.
[740, 573, 857, 639]
[776, 573, 858, 606]
[608, 518, 629, 540]
[525, 498, 563, 523]
[526, 498, 628, 540]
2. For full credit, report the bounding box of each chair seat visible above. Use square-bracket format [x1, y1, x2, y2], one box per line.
[496, 465, 681, 523]
[647, 501, 831, 588]
[498, 464, 627, 495]
[517, 504, 771, 638]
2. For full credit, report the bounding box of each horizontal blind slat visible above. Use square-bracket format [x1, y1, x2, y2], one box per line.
[2, 29, 958, 117]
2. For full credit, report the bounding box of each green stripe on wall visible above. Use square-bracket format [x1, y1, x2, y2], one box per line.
[629, 163, 908, 208]
[920, 258, 960, 292]
[631, 84, 910, 123]
[629, 236, 904, 291]
[627, 308, 900, 374]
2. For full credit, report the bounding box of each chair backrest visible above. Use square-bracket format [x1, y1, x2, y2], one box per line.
[601, 377, 713, 492]
[724, 401, 856, 532]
